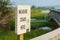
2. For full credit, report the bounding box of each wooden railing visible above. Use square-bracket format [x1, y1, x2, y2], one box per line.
[48, 12, 60, 26]
[31, 11, 60, 40]
[30, 28, 60, 40]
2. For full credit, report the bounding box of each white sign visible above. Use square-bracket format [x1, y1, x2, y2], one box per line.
[15, 5, 31, 35]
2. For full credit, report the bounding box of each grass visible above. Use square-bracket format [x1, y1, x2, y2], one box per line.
[0, 30, 50, 40]
[31, 21, 55, 29]
[31, 9, 47, 20]
[25, 30, 50, 40]
[0, 31, 17, 40]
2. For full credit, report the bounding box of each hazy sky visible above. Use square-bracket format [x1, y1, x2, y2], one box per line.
[11, 0, 60, 7]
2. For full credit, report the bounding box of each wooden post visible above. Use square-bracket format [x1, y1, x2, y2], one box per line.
[18, 34, 24, 40]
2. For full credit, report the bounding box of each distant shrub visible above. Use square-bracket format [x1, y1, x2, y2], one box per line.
[31, 22, 40, 29]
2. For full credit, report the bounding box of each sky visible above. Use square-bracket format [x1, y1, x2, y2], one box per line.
[11, 0, 60, 7]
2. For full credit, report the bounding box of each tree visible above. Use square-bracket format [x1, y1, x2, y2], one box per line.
[0, 0, 14, 30]
[31, 5, 36, 9]
[0, 0, 12, 16]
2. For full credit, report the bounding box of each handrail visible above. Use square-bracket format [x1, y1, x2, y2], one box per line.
[52, 12, 60, 25]
[30, 28, 60, 40]
[31, 12, 60, 40]
[48, 12, 60, 25]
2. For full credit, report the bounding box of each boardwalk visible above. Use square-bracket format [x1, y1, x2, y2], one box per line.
[31, 10, 60, 40]
[48, 10, 60, 26]
[31, 28, 60, 40]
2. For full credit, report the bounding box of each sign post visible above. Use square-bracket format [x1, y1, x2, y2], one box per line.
[15, 5, 30, 40]
[18, 34, 24, 40]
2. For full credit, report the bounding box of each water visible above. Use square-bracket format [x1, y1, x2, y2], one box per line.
[41, 10, 50, 13]
[36, 26, 52, 30]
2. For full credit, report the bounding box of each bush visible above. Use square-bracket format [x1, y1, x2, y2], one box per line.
[31, 21, 55, 30]
[31, 22, 40, 29]
[9, 19, 15, 30]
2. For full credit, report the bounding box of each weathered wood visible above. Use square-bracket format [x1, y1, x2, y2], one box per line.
[48, 10, 60, 26]
[30, 28, 60, 40]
